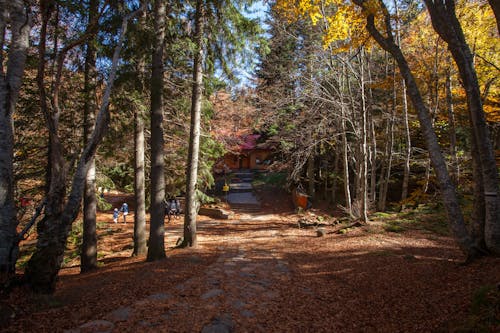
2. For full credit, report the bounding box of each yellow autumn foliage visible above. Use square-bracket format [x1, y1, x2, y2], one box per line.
[275, 0, 372, 51]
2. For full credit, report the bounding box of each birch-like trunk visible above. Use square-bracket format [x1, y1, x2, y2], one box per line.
[378, 59, 395, 212]
[340, 64, 352, 216]
[359, 49, 368, 222]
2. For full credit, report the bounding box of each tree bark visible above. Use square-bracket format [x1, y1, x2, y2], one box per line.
[354, 0, 475, 256]
[147, 0, 167, 261]
[133, 4, 147, 257]
[378, 58, 395, 212]
[81, 0, 98, 273]
[424, 0, 500, 255]
[183, 0, 205, 247]
[445, 62, 459, 182]
[0, 0, 30, 274]
[340, 64, 352, 216]
[488, 0, 500, 35]
[307, 153, 315, 199]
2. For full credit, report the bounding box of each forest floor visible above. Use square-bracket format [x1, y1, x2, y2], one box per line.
[2, 188, 500, 333]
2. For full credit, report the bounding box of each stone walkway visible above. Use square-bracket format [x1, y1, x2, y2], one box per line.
[66, 219, 290, 333]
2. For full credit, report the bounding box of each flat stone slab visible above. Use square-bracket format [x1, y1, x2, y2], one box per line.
[201, 289, 224, 299]
[228, 183, 253, 190]
[199, 207, 233, 219]
[227, 192, 259, 205]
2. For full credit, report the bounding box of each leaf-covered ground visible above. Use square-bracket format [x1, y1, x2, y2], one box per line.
[2, 195, 500, 332]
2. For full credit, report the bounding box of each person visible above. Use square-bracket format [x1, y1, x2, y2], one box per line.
[120, 202, 129, 223]
[164, 198, 181, 222]
[113, 208, 119, 224]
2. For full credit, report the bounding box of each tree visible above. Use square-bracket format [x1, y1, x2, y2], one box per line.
[182, 0, 205, 247]
[132, 6, 148, 257]
[423, 0, 500, 254]
[147, 0, 167, 260]
[81, 0, 99, 273]
[0, 0, 30, 275]
[276, 0, 478, 257]
[25, 5, 144, 293]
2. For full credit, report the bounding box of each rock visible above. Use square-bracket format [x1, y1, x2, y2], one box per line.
[201, 289, 224, 300]
[201, 314, 235, 333]
[78, 320, 114, 333]
[316, 228, 326, 237]
[106, 307, 131, 322]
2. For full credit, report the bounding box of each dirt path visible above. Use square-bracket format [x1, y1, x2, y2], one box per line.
[4, 211, 500, 332]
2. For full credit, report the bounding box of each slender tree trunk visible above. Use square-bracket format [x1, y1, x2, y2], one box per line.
[81, 0, 98, 273]
[424, 0, 500, 254]
[340, 65, 352, 216]
[133, 6, 147, 257]
[394, 0, 411, 205]
[147, 0, 166, 261]
[307, 153, 315, 199]
[378, 59, 395, 212]
[359, 49, 368, 222]
[182, 0, 205, 247]
[331, 149, 340, 205]
[366, 53, 377, 205]
[401, 80, 411, 202]
[446, 63, 459, 182]
[0, 0, 30, 275]
[355, 2, 475, 256]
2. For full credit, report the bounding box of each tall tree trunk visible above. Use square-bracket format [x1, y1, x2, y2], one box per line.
[400, 80, 411, 203]
[445, 62, 459, 182]
[366, 53, 377, 205]
[182, 0, 205, 247]
[394, 0, 411, 205]
[424, 0, 500, 255]
[0, 0, 30, 275]
[378, 59, 395, 212]
[340, 65, 352, 216]
[359, 49, 368, 222]
[25, 7, 142, 292]
[81, 0, 98, 273]
[307, 153, 315, 199]
[147, 0, 166, 261]
[354, 0, 476, 257]
[133, 6, 147, 257]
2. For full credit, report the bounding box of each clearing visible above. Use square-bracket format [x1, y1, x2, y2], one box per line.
[2, 190, 499, 332]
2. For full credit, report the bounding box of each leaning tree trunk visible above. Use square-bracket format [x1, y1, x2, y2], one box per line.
[0, 0, 30, 275]
[424, 0, 500, 255]
[182, 0, 205, 248]
[147, 0, 167, 261]
[81, 0, 98, 273]
[353, 0, 476, 257]
[25, 9, 141, 293]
